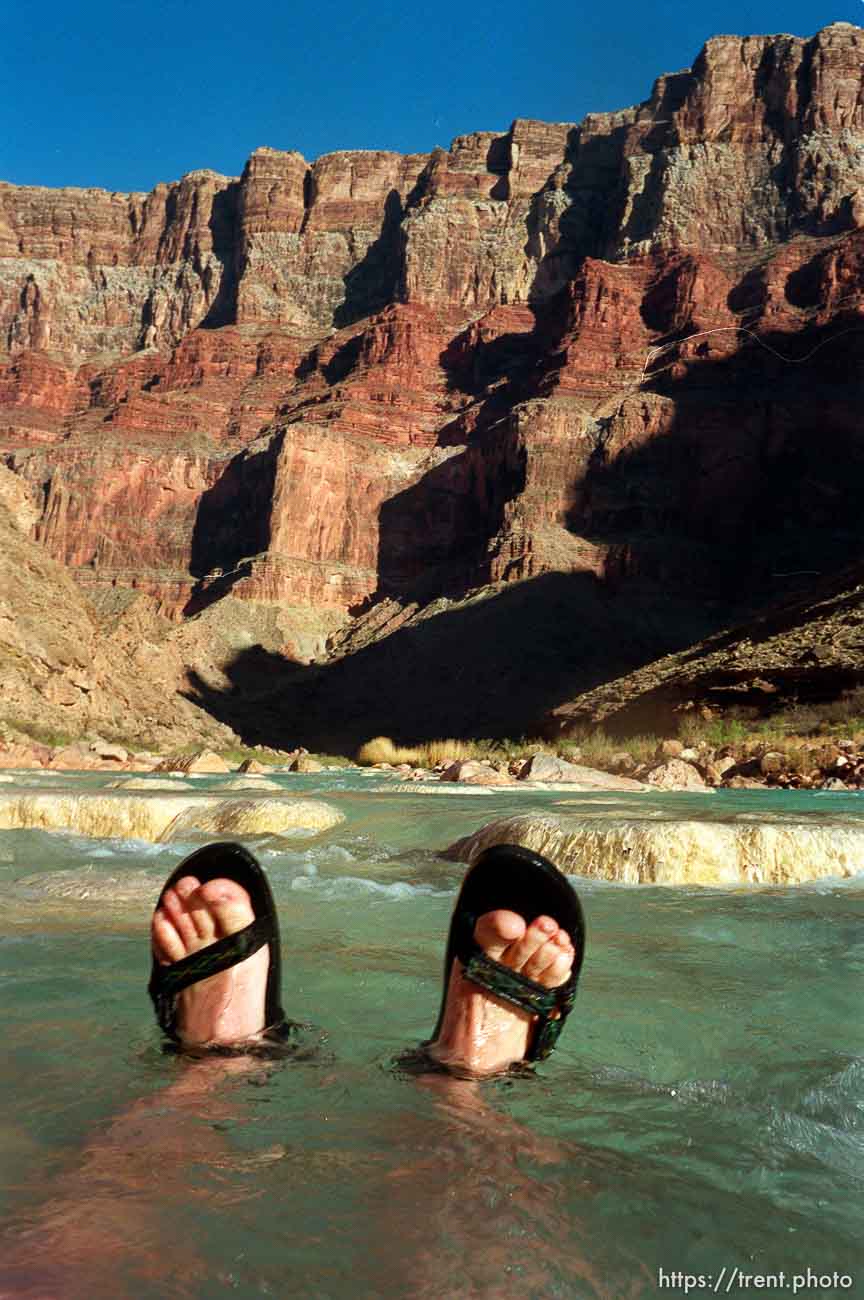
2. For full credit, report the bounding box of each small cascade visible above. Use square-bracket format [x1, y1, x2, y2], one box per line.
[447, 813, 864, 885]
[159, 796, 341, 841]
[0, 791, 343, 843]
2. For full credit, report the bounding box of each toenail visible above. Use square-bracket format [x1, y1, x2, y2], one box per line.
[537, 917, 557, 934]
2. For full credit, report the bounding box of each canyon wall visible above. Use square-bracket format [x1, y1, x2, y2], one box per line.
[1, 23, 863, 739]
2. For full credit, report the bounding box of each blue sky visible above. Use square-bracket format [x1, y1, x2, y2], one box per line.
[3, 0, 861, 193]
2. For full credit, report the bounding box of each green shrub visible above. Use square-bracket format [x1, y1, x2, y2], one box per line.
[558, 728, 659, 768]
[678, 715, 750, 748]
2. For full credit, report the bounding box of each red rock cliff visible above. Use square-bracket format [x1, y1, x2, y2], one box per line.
[2, 23, 863, 735]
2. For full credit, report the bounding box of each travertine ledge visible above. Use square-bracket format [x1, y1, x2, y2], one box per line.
[0, 791, 343, 842]
[446, 813, 864, 885]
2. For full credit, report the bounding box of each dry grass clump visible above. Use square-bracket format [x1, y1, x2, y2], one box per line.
[356, 736, 554, 767]
[356, 736, 402, 765]
[356, 736, 483, 766]
[677, 714, 750, 749]
[416, 739, 489, 766]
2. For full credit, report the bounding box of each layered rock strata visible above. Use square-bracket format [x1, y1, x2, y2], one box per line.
[2, 24, 864, 740]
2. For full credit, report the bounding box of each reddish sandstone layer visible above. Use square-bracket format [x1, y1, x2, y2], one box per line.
[1, 22, 863, 675]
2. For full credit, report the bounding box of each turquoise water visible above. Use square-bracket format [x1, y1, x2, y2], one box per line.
[1, 771, 863, 1298]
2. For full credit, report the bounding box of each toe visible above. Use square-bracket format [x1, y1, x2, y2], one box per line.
[173, 875, 201, 900]
[532, 933, 574, 988]
[522, 934, 566, 982]
[152, 911, 186, 964]
[474, 910, 525, 962]
[184, 885, 218, 943]
[502, 915, 558, 971]
[198, 878, 255, 940]
[541, 945, 574, 988]
[162, 885, 199, 950]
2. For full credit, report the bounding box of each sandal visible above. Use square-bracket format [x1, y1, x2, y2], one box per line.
[431, 843, 586, 1062]
[148, 841, 294, 1052]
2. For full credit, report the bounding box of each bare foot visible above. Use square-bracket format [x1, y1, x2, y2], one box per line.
[151, 874, 269, 1046]
[428, 910, 575, 1076]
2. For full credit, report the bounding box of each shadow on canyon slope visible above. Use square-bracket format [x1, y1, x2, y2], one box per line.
[184, 435, 280, 614]
[184, 569, 690, 750]
[198, 183, 241, 330]
[333, 189, 404, 329]
[609, 315, 864, 594]
[522, 72, 698, 302]
[373, 435, 526, 598]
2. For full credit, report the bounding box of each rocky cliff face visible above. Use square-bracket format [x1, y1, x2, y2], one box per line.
[544, 560, 864, 737]
[2, 23, 864, 742]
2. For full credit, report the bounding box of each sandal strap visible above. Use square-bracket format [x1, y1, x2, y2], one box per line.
[150, 913, 275, 1004]
[532, 1010, 570, 1060]
[462, 947, 578, 1061]
[462, 949, 562, 1016]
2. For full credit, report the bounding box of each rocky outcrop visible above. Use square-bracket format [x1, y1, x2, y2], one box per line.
[547, 562, 864, 735]
[3, 24, 864, 743]
[0, 462, 321, 748]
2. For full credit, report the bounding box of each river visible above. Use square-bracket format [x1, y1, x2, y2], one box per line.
[1, 768, 861, 1298]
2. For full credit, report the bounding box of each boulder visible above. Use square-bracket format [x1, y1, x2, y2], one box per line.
[656, 739, 684, 760]
[440, 760, 517, 786]
[397, 768, 430, 783]
[47, 745, 101, 771]
[646, 759, 710, 791]
[291, 755, 325, 773]
[519, 753, 585, 782]
[157, 750, 232, 774]
[0, 743, 51, 769]
[238, 758, 270, 774]
[726, 755, 763, 779]
[705, 756, 737, 785]
[90, 741, 129, 763]
[759, 751, 787, 778]
[518, 753, 647, 790]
